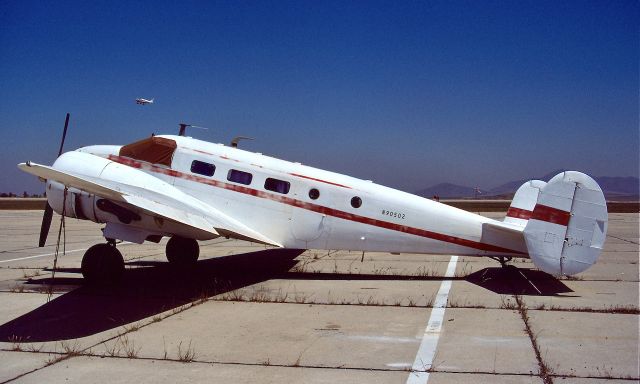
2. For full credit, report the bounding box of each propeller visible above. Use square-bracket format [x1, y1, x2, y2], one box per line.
[39, 113, 70, 247]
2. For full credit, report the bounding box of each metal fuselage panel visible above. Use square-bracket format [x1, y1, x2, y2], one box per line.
[148, 135, 521, 257]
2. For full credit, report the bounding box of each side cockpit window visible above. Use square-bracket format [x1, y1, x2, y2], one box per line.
[191, 160, 215, 177]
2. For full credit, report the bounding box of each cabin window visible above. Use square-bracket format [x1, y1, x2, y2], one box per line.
[309, 188, 320, 200]
[227, 169, 253, 185]
[351, 196, 362, 208]
[264, 178, 290, 194]
[190, 160, 215, 177]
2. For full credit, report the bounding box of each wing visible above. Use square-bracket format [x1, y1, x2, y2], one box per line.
[18, 161, 283, 247]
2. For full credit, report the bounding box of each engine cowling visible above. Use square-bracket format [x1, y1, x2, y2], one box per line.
[46, 150, 176, 227]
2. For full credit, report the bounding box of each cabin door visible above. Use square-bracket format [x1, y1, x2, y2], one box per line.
[290, 184, 332, 245]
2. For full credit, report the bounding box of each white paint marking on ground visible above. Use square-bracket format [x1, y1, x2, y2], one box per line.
[0, 242, 132, 264]
[406, 255, 458, 384]
[0, 248, 88, 263]
[345, 335, 420, 344]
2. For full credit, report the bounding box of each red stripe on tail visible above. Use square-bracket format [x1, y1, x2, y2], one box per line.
[506, 207, 533, 220]
[531, 204, 571, 226]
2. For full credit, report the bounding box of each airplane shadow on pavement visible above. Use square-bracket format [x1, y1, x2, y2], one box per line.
[0, 248, 304, 343]
[0, 252, 571, 343]
[465, 265, 574, 296]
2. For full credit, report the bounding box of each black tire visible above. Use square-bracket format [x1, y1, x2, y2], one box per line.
[166, 236, 199, 265]
[81, 243, 124, 284]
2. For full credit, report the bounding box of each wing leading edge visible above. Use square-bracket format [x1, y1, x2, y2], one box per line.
[18, 161, 283, 247]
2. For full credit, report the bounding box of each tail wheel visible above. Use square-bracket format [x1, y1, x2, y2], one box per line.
[81, 243, 124, 284]
[166, 236, 199, 265]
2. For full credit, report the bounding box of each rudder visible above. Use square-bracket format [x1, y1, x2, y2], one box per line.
[523, 171, 608, 276]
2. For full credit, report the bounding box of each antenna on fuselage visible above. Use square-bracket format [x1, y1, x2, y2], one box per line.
[178, 123, 209, 136]
[230, 136, 254, 148]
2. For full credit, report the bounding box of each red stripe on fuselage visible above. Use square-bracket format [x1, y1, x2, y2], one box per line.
[107, 155, 523, 254]
[506, 207, 532, 220]
[289, 173, 351, 189]
[531, 204, 571, 226]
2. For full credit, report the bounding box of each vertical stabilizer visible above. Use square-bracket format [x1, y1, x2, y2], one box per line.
[523, 171, 608, 276]
[504, 180, 546, 227]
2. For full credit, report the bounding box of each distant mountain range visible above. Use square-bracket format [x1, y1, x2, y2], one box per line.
[415, 171, 639, 200]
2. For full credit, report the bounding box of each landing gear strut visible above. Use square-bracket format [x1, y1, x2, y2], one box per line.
[81, 242, 124, 284]
[489, 256, 513, 268]
[166, 236, 199, 266]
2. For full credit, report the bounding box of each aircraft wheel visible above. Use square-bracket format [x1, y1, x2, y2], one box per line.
[81, 243, 125, 284]
[166, 236, 199, 265]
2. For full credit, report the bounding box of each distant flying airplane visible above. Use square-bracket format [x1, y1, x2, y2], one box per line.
[18, 117, 608, 284]
[135, 98, 154, 105]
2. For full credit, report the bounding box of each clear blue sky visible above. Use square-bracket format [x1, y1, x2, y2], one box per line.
[1, 0, 637, 194]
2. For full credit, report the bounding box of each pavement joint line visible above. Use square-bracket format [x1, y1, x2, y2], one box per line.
[606, 234, 639, 245]
[0, 278, 208, 383]
[514, 295, 553, 384]
[406, 255, 458, 384]
[2, 348, 638, 381]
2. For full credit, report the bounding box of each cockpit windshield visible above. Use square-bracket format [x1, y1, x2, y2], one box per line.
[119, 136, 177, 167]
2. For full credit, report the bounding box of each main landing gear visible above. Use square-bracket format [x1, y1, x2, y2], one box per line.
[166, 236, 200, 266]
[80, 236, 200, 284]
[81, 239, 124, 284]
[489, 256, 513, 268]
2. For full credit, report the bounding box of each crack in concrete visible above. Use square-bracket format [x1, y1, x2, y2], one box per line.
[514, 295, 553, 384]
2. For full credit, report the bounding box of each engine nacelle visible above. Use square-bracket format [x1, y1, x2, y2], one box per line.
[45, 151, 174, 227]
[47, 180, 100, 222]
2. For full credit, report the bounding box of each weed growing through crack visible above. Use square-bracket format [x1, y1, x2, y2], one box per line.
[499, 296, 517, 310]
[249, 286, 270, 302]
[273, 288, 289, 303]
[122, 336, 140, 358]
[414, 264, 439, 277]
[453, 261, 471, 278]
[294, 291, 311, 304]
[60, 340, 82, 357]
[124, 323, 141, 333]
[163, 337, 168, 359]
[104, 335, 140, 358]
[9, 284, 25, 293]
[26, 343, 43, 353]
[290, 259, 311, 273]
[222, 289, 245, 301]
[292, 350, 305, 367]
[514, 295, 554, 384]
[22, 269, 42, 278]
[8, 335, 25, 351]
[177, 340, 196, 362]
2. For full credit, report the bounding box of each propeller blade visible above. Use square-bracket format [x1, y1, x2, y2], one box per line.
[39, 203, 53, 247]
[57, 113, 70, 157]
[38, 113, 70, 246]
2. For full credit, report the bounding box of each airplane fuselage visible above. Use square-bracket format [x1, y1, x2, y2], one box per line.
[72, 135, 526, 258]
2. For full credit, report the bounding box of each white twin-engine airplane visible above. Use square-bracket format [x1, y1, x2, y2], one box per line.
[18, 128, 608, 284]
[135, 98, 154, 105]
